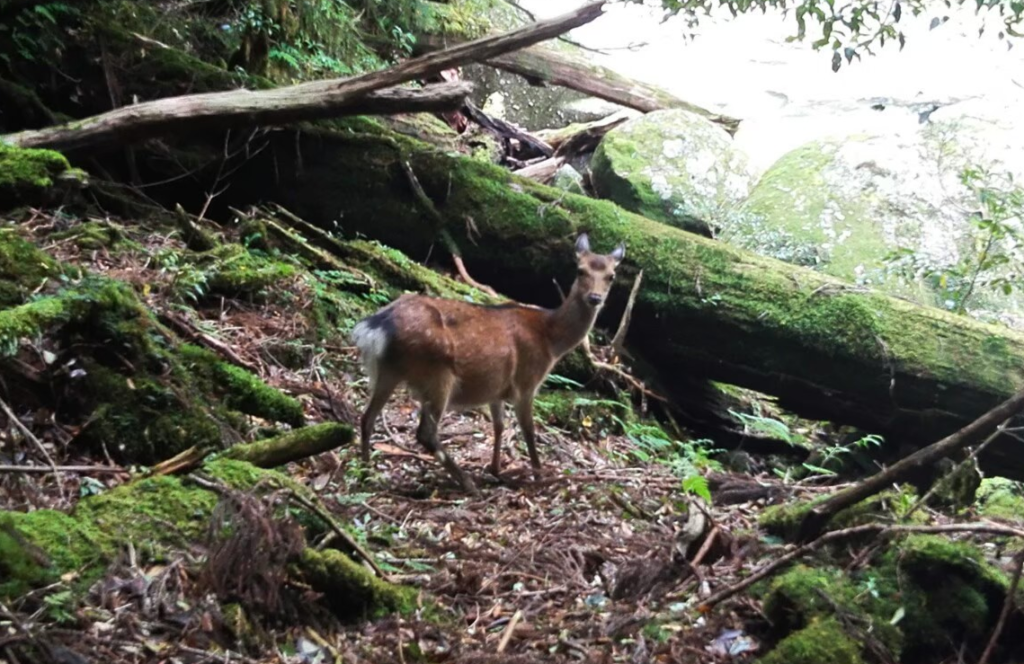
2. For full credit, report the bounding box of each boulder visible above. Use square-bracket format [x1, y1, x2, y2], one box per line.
[589, 109, 755, 235]
[728, 122, 1024, 328]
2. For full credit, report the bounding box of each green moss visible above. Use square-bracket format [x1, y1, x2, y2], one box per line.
[298, 548, 416, 620]
[179, 344, 305, 427]
[0, 510, 104, 598]
[202, 246, 299, 298]
[758, 617, 865, 664]
[759, 500, 817, 539]
[0, 227, 58, 307]
[222, 423, 352, 468]
[80, 361, 224, 464]
[49, 219, 125, 250]
[76, 475, 219, 552]
[761, 564, 902, 657]
[975, 477, 1024, 521]
[0, 295, 69, 354]
[378, 113, 459, 152]
[0, 144, 70, 210]
[0, 460, 314, 600]
[534, 390, 580, 427]
[874, 534, 1008, 657]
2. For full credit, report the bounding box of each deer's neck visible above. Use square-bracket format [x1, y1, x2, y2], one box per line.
[546, 291, 598, 359]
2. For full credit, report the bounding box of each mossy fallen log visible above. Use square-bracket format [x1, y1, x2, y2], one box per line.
[0, 459, 410, 620]
[223, 422, 354, 468]
[220, 123, 1024, 479]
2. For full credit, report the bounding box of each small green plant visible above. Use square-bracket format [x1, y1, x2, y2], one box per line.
[154, 249, 211, 303]
[544, 373, 584, 389]
[42, 589, 76, 624]
[802, 432, 884, 477]
[619, 420, 721, 503]
[884, 165, 1024, 317]
[730, 409, 807, 446]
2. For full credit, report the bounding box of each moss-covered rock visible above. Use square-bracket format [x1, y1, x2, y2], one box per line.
[975, 477, 1024, 521]
[731, 131, 1024, 325]
[297, 548, 416, 620]
[590, 109, 755, 235]
[2, 459, 404, 621]
[758, 617, 865, 664]
[0, 226, 59, 308]
[0, 144, 73, 211]
[551, 164, 586, 195]
[761, 565, 902, 657]
[758, 533, 1017, 662]
[877, 534, 1010, 658]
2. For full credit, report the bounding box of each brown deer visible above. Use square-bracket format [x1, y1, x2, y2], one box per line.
[351, 233, 625, 496]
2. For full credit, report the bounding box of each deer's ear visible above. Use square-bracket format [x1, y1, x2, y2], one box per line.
[610, 242, 625, 264]
[575, 233, 591, 256]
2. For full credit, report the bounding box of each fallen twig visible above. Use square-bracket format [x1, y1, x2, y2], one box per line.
[287, 489, 388, 580]
[610, 269, 642, 353]
[496, 609, 524, 653]
[0, 395, 63, 499]
[453, 254, 499, 297]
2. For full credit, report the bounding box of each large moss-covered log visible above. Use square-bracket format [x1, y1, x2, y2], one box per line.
[220, 121, 1024, 478]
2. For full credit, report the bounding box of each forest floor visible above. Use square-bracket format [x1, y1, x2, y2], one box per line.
[0, 209, 797, 663]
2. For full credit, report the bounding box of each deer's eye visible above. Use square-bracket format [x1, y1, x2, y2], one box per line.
[577, 268, 586, 276]
[605, 274, 614, 282]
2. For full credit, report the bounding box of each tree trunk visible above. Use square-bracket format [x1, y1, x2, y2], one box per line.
[1, 1, 606, 153]
[414, 34, 740, 134]
[218, 127, 1024, 480]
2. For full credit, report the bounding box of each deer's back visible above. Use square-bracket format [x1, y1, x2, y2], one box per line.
[384, 294, 555, 406]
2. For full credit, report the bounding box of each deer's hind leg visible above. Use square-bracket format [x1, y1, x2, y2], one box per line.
[359, 370, 401, 465]
[415, 373, 480, 497]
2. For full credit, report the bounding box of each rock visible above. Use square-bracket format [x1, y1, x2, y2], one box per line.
[551, 164, 585, 195]
[589, 109, 755, 235]
[728, 123, 1024, 328]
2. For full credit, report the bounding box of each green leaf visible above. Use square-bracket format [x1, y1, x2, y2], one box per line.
[831, 49, 842, 72]
[682, 475, 712, 503]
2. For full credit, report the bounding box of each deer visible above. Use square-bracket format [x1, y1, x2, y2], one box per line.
[351, 233, 625, 497]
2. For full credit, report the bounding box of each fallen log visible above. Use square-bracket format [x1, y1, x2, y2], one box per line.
[223, 423, 354, 469]
[0, 82, 474, 153]
[0, 1, 607, 153]
[220, 126, 1024, 479]
[414, 34, 740, 135]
